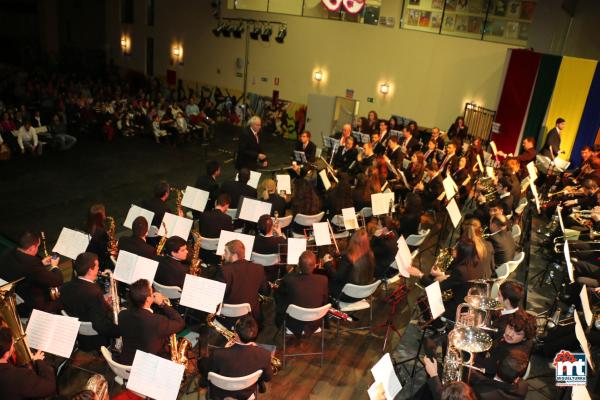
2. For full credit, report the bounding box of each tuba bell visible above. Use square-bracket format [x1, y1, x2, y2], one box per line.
[0, 280, 34, 367]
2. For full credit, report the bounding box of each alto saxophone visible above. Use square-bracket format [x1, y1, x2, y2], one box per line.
[171, 187, 183, 216]
[156, 221, 168, 256]
[102, 270, 120, 325]
[105, 216, 119, 258]
[163, 298, 192, 368]
[189, 231, 202, 276]
[41, 231, 61, 301]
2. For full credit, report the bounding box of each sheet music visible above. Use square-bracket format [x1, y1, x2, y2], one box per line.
[446, 198, 462, 228]
[442, 176, 457, 200]
[385, 160, 399, 178]
[52, 227, 90, 260]
[180, 274, 227, 313]
[529, 180, 541, 214]
[390, 129, 402, 138]
[370, 353, 402, 399]
[564, 241, 574, 283]
[398, 171, 410, 188]
[113, 250, 159, 285]
[367, 381, 385, 400]
[319, 169, 332, 190]
[572, 385, 592, 400]
[313, 222, 332, 246]
[276, 174, 292, 194]
[402, 158, 410, 170]
[573, 312, 594, 370]
[127, 350, 185, 400]
[371, 192, 395, 216]
[181, 186, 210, 212]
[26, 309, 80, 358]
[124, 204, 155, 229]
[287, 238, 307, 265]
[216, 230, 255, 260]
[554, 157, 570, 172]
[489, 141, 498, 157]
[425, 281, 445, 319]
[158, 212, 193, 240]
[395, 236, 412, 278]
[557, 206, 565, 233]
[580, 285, 593, 327]
[235, 170, 262, 189]
[238, 198, 272, 223]
[476, 154, 484, 172]
[293, 150, 308, 164]
[342, 207, 358, 230]
[485, 166, 495, 179]
[526, 162, 537, 181]
[360, 133, 370, 144]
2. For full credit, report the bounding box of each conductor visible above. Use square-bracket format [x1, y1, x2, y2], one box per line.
[236, 116, 268, 170]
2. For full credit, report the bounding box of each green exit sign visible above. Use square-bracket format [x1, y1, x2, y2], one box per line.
[367, 97, 374, 103]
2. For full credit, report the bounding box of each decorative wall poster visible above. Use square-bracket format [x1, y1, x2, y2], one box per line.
[487, 19, 506, 36]
[419, 11, 432, 27]
[468, 17, 482, 34]
[505, 21, 519, 39]
[518, 23, 530, 40]
[408, 9, 420, 25]
[431, 13, 442, 29]
[506, 0, 520, 18]
[456, 0, 468, 12]
[443, 14, 456, 31]
[494, 0, 507, 16]
[445, 0, 457, 12]
[468, 0, 483, 14]
[455, 15, 468, 32]
[432, 0, 444, 10]
[520, 1, 536, 20]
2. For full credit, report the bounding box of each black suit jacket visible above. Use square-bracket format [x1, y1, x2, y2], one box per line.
[155, 256, 188, 288]
[294, 140, 316, 164]
[333, 146, 358, 172]
[208, 344, 273, 399]
[385, 146, 403, 171]
[402, 136, 420, 156]
[499, 193, 514, 215]
[542, 128, 560, 158]
[488, 230, 516, 266]
[275, 272, 329, 336]
[217, 260, 269, 322]
[195, 175, 220, 212]
[236, 127, 263, 170]
[86, 227, 112, 270]
[117, 235, 158, 260]
[253, 235, 286, 255]
[266, 193, 286, 217]
[221, 180, 257, 209]
[117, 305, 185, 365]
[199, 209, 234, 238]
[0, 360, 56, 400]
[141, 197, 171, 227]
[59, 278, 119, 338]
[0, 248, 63, 315]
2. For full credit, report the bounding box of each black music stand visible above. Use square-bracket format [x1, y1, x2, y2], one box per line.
[372, 284, 410, 351]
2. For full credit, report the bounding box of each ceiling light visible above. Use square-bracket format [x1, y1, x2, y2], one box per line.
[260, 26, 272, 42]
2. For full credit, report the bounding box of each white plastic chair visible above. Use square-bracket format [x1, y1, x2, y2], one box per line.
[251, 252, 279, 266]
[62, 310, 98, 336]
[272, 214, 293, 229]
[147, 225, 159, 238]
[331, 215, 345, 230]
[101, 346, 131, 385]
[507, 251, 525, 274]
[292, 211, 325, 238]
[491, 263, 510, 298]
[152, 281, 182, 300]
[207, 370, 263, 399]
[405, 229, 430, 247]
[226, 208, 238, 219]
[511, 224, 522, 242]
[337, 280, 382, 336]
[200, 236, 220, 251]
[221, 303, 252, 318]
[283, 303, 331, 367]
[514, 198, 528, 216]
[359, 207, 373, 218]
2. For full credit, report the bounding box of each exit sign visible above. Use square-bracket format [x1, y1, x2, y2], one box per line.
[367, 97, 374, 103]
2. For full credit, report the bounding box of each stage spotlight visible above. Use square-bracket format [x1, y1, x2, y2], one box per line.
[222, 24, 233, 37]
[250, 25, 261, 40]
[260, 26, 272, 41]
[233, 22, 244, 38]
[212, 22, 224, 37]
[275, 25, 287, 43]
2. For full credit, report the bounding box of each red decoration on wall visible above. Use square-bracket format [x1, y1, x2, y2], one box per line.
[321, 0, 365, 14]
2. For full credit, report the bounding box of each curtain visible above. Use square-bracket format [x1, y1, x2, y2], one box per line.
[570, 63, 600, 166]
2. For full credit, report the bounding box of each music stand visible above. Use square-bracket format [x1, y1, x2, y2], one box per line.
[372, 284, 410, 351]
[293, 150, 308, 164]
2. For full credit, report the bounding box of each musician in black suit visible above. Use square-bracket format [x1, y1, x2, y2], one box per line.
[385, 136, 403, 171]
[116, 279, 185, 365]
[333, 135, 358, 172]
[235, 115, 267, 170]
[293, 131, 316, 164]
[0, 327, 57, 400]
[378, 120, 391, 148]
[254, 214, 286, 255]
[199, 193, 234, 238]
[217, 240, 269, 324]
[424, 127, 445, 151]
[333, 123, 352, 147]
[447, 116, 468, 146]
[497, 177, 514, 215]
[0, 231, 63, 315]
[207, 315, 273, 399]
[439, 142, 459, 177]
[275, 251, 329, 337]
[487, 215, 516, 266]
[260, 179, 287, 218]
[220, 168, 258, 209]
[117, 216, 158, 260]
[423, 139, 444, 167]
[491, 281, 524, 341]
[155, 236, 189, 288]
[541, 117, 564, 158]
[194, 160, 221, 213]
[60, 252, 120, 350]
[141, 180, 175, 228]
[401, 127, 420, 157]
[371, 131, 386, 156]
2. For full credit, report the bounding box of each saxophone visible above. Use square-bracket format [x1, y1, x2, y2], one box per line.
[431, 248, 454, 301]
[164, 298, 192, 368]
[171, 187, 183, 216]
[41, 231, 61, 301]
[105, 216, 119, 258]
[206, 313, 282, 374]
[156, 221, 168, 256]
[102, 270, 120, 325]
[189, 230, 202, 276]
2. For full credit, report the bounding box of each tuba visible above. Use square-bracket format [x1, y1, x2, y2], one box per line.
[40, 231, 60, 301]
[0, 280, 34, 367]
[189, 230, 202, 276]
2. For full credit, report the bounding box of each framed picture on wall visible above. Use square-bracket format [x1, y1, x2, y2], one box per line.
[443, 14, 456, 31]
[494, 0, 507, 16]
[419, 11, 431, 26]
[445, 0, 457, 12]
[468, 0, 484, 14]
[468, 16, 482, 34]
[407, 9, 420, 25]
[431, 12, 442, 28]
[505, 21, 519, 39]
[486, 19, 505, 36]
[431, 0, 444, 10]
[455, 15, 468, 32]
[520, 1, 536, 20]
[506, 0, 520, 18]
[456, 0, 469, 12]
[518, 22, 530, 40]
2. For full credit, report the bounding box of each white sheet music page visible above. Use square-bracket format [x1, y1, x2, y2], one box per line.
[127, 350, 185, 400]
[526, 162, 538, 181]
[319, 169, 332, 190]
[26, 309, 80, 358]
[287, 238, 307, 265]
[181, 186, 210, 212]
[113, 250, 158, 285]
[442, 176, 457, 200]
[216, 231, 255, 260]
[446, 198, 462, 228]
[370, 353, 402, 399]
[580, 285, 593, 327]
[158, 212, 193, 240]
[572, 385, 592, 400]
[371, 192, 395, 216]
[476, 154, 484, 172]
[529, 180, 541, 214]
[573, 312, 594, 370]
[238, 198, 272, 223]
[564, 241, 574, 283]
[52, 227, 90, 260]
[485, 166, 495, 179]
[313, 222, 332, 246]
[490, 141, 498, 157]
[276, 174, 292, 194]
[342, 207, 358, 230]
[124, 204, 155, 229]
[180, 274, 227, 313]
[425, 281, 445, 319]
[395, 236, 412, 278]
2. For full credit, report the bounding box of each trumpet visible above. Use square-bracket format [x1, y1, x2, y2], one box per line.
[40, 231, 60, 301]
[548, 185, 581, 198]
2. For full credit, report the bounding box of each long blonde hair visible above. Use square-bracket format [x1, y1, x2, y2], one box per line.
[461, 218, 487, 261]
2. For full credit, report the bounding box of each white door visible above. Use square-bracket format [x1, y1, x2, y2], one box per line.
[306, 94, 336, 148]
